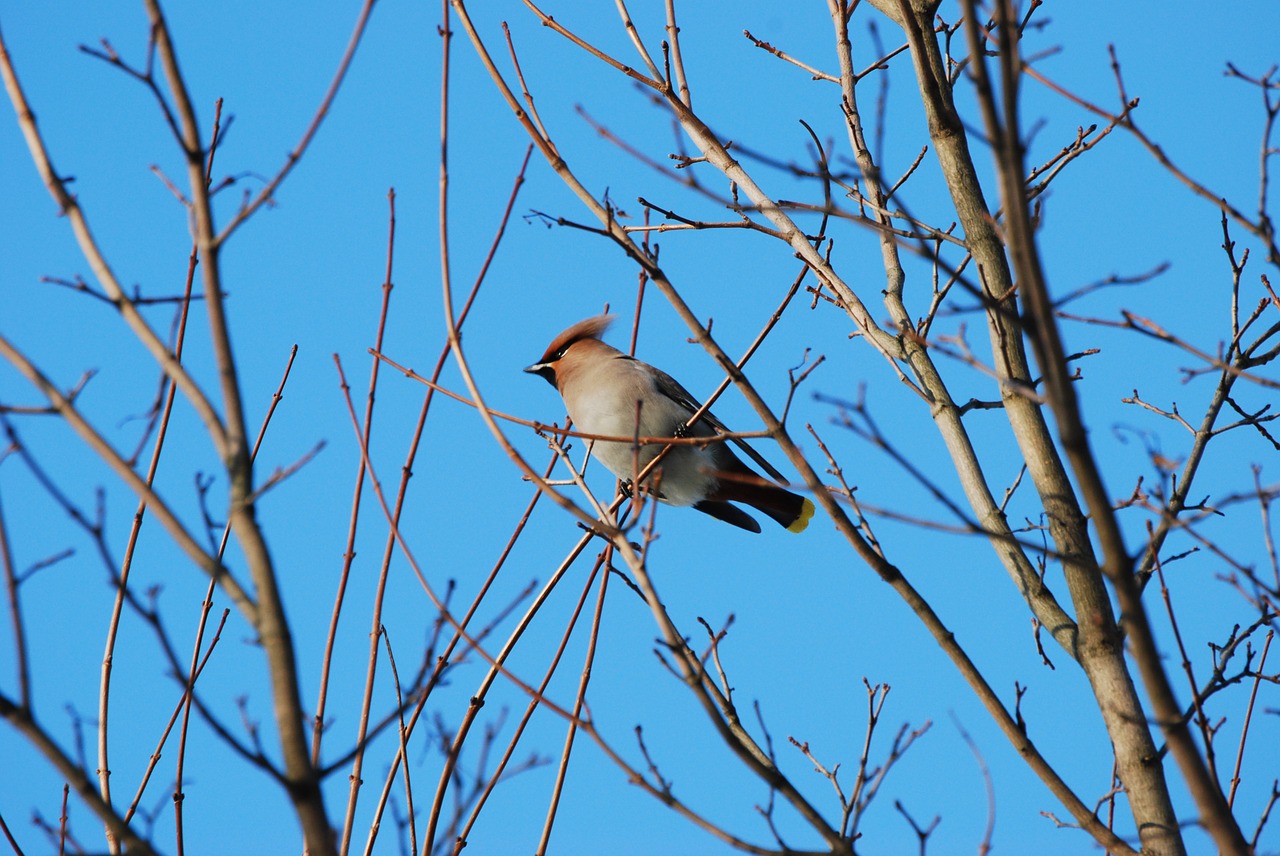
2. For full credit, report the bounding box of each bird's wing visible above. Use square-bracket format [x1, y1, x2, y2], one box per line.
[647, 363, 788, 484]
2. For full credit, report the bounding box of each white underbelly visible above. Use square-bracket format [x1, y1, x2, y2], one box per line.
[572, 411, 714, 507]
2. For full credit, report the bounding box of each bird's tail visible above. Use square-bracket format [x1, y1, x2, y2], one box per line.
[716, 477, 815, 533]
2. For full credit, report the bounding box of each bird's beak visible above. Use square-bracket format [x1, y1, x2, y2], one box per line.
[524, 362, 557, 388]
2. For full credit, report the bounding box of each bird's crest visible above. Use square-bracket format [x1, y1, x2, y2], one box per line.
[536, 314, 615, 364]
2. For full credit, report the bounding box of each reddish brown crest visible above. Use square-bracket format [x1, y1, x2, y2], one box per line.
[536, 314, 615, 363]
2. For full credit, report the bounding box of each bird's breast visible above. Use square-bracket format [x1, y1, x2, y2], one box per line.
[563, 363, 718, 506]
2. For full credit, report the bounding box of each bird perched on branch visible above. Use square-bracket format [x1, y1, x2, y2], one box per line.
[524, 315, 815, 534]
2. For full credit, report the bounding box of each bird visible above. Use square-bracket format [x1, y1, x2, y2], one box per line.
[524, 315, 815, 534]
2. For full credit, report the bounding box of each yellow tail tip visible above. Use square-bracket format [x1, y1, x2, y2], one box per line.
[787, 498, 816, 533]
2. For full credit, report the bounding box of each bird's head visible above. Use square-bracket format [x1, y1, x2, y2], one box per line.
[523, 314, 616, 390]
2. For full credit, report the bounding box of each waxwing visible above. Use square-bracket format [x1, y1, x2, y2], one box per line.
[524, 315, 815, 534]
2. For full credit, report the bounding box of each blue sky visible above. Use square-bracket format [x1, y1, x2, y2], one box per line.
[2, 2, 1278, 855]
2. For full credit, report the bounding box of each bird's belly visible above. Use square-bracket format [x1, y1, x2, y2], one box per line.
[575, 415, 717, 507]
